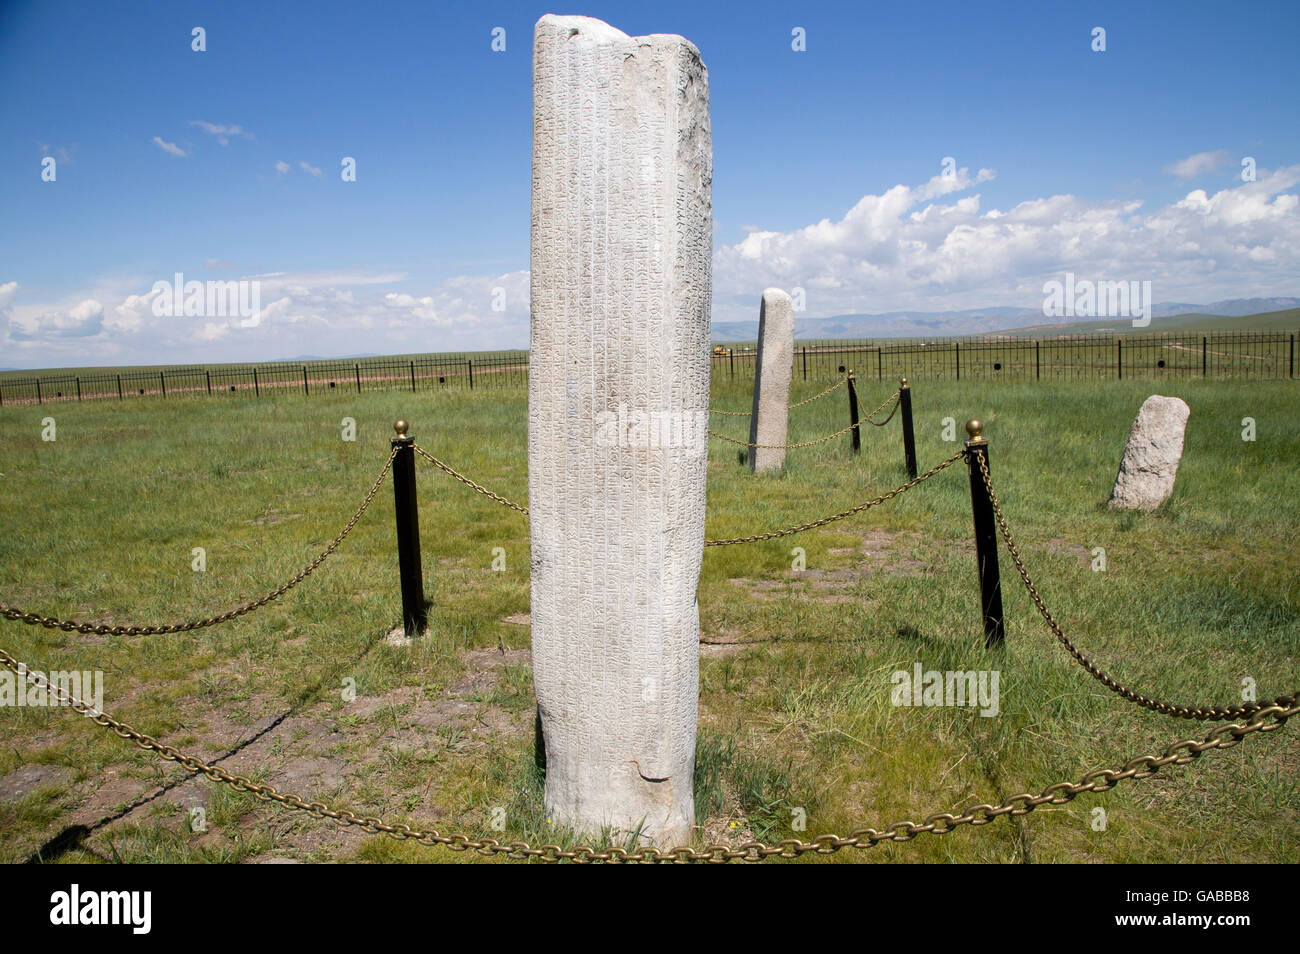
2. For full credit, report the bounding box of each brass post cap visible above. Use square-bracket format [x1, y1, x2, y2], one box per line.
[964, 418, 986, 443]
[393, 419, 410, 438]
[899, 376, 909, 388]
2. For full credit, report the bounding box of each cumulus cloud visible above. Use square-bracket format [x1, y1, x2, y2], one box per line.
[0, 280, 16, 338]
[189, 121, 253, 146]
[151, 136, 187, 157]
[1164, 150, 1233, 180]
[712, 164, 1300, 322]
[10, 298, 104, 339]
[298, 160, 322, 177]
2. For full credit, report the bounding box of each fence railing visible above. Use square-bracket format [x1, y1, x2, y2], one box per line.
[0, 331, 1294, 408]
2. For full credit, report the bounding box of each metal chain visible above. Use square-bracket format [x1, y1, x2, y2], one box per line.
[709, 389, 900, 449]
[710, 376, 849, 417]
[862, 389, 901, 427]
[412, 444, 530, 515]
[975, 452, 1299, 720]
[704, 449, 963, 546]
[0, 447, 398, 637]
[1, 643, 1291, 862]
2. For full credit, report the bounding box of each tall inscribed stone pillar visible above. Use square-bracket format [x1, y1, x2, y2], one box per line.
[748, 288, 795, 473]
[528, 14, 712, 846]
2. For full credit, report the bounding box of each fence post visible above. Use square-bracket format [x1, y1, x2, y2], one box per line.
[303, 368, 310, 395]
[391, 419, 427, 636]
[206, 370, 212, 395]
[410, 361, 416, 393]
[846, 370, 860, 455]
[117, 374, 123, 400]
[355, 363, 362, 394]
[899, 377, 917, 479]
[75, 377, 81, 402]
[729, 348, 734, 379]
[253, 367, 260, 397]
[160, 371, 166, 398]
[1035, 341, 1040, 381]
[955, 342, 960, 381]
[468, 359, 474, 390]
[1117, 340, 1122, 380]
[1203, 337, 1208, 377]
[801, 347, 807, 381]
[964, 419, 1004, 648]
[36, 379, 42, 405]
[1290, 334, 1294, 380]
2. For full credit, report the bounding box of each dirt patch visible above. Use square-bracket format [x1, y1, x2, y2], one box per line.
[0, 764, 73, 804]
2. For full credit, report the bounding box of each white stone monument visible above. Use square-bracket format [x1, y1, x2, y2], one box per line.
[747, 289, 795, 473]
[528, 14, 711, 847]
[1108, 395, 1191, 511]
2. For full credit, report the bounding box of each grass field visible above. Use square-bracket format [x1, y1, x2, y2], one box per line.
[0, 372, 1297, 863]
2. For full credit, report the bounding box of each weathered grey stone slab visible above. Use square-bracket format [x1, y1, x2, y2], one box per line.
[528, 13, 711, 847]
[748, 288, 795, 473]
[1108, 395, 1190, 511]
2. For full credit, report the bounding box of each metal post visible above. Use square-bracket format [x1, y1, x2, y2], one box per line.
[1203, 337, 1208, 377]
[729, 348, 734, 379]
[355, 363, 362, 394]
[846, 371, 860, 455]
[160, 371, 166, 398]
[1035, 341, 1040, 381]
[75, 377, 81, 402]
[955, 342, 960, 381]
[1117, 340, 1123, 380]
[36, 379, 42, 405]
[964, 419, 1004, 648]
[877, 348, 882, 381]
[410, 361, 416, 393]
[801, 347, 807, 381]
[206, 370, 212, 395]
[303, 367, 310, 395]
[391, 419, 427, 636]
[253, 367, 260, 397]
[117, 375, 123, 400]
[899, 377, 917, 480]
[468, 359, 474, 390]
[1290, 334, 1294, 380]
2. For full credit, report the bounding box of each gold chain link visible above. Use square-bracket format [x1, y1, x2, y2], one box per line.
[412, 444, 530, 514]
[412, 442, 960, 547]
[709, 389, 899, 449]
[710, 376, 849, 417]
[0, 643, 1291, 863]
[974, 452, 1299, 720]
[0, 447, 398, 637]
[704, 449, 963, 546]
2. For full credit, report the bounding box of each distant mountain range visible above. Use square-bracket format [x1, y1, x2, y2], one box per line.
[710, 297, 1300, 342]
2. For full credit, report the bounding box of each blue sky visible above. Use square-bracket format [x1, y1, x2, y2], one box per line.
[2, 0, 1298, 368]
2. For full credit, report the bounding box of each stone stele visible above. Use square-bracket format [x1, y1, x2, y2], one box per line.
[747, 288, 795, 473]
[528, 13, 711, 847]
[1108, 395, 1191, 511]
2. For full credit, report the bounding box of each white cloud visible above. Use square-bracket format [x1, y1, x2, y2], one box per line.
[298, 160, 323, 177]
[1164, 150, 1233, 180]
[0, 280, 16, 338]
[190, 121, 253, 146]
[10, 298, 103, 339]
[151, 136, 187, 158]
[274, 160, 290, 175]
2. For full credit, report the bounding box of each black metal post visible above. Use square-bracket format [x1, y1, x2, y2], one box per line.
[1290, 334, 1294, 380]
[1035, 341, 1040, 381]
[391, 419, 427, 636]
[964, 419, 1004, 648]
[846, 371, 860, 455]
[410, 361, 416, 392]
[1117, 340, 1123, 380]
[160, 371, 166, 398]
[729, 348, 734, 378]
[355, 363, 362, 393]
[899, 377, 917, 479]
[303, 367, 310, 395]
[75, 377, 81, 402]
[36, 379, 42, 405]
[117, 374, 123, 400]
[467, 359, 474, 390]
[801, 347, 807, 381]
[955, 342, 960, 381]
[253, 367, 259, 397]
[1203, 337, 1208, 377]
[877, 348, 882, 381]
[205, 370, 212, 395]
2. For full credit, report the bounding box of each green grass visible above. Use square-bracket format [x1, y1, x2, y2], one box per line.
[0, 373, 1297, 863]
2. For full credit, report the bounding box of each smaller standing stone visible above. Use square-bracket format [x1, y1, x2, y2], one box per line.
[1108, 395, 1191, 511]
[748, 288, 795, 473]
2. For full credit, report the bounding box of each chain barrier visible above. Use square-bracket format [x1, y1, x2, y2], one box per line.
[710, 376, 848, 417]
[709, 389, 900, 449]
[974, 452, 1299, 721]
[0, 642, 1291, 862]
[0, 447, 398, 637]
[412, 444, 530, 514]
[704, 449, 963, 546]
[412, 442, 960, 547]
